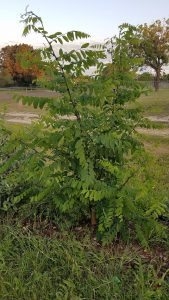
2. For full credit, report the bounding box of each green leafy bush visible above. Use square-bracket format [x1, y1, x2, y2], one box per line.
[0, 123, 38, 213]
[0, 10, 167, 245]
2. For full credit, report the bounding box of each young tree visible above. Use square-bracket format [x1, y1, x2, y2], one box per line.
[0, 10, 167, 245]
[0, 44, 43, 86]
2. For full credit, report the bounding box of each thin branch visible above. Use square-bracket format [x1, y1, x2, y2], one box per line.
[25, 11, 81, 123]
[117, 170, 138, 191]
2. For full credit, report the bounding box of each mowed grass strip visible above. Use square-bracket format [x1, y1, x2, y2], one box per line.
[136, 88, 169, 117]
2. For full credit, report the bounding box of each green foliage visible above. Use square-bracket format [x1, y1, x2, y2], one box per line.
[0, 122, 37, 212]
[0, 71, 14, 87]
[0, 10, 167, 245]
[104, 23, 143, 75]
[161, 72, 169, 81]
[137, 72, 154, 81]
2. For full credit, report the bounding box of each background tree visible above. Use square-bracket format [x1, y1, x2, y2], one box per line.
[138, 19, 169, 91]
[0, 44, 43, 86]
[108, 19, 169, 91]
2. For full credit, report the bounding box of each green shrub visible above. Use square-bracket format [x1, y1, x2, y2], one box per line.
[0, 11, 167, 245]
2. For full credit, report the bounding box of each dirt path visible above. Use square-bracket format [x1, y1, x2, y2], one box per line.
[4, 112, 39, 124]
[1, 112, 169, 137]
[148, 116, 169, 123]
[137, 128, 169, 137]
[3, 112, 76, 124]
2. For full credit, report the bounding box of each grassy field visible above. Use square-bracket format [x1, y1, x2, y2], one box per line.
[142, 134, 169, 198]
[136, 89, 169, 116]
[0, 88, 169, 115]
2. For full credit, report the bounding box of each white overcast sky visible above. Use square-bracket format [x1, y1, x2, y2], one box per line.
[0, 0, 169, 47]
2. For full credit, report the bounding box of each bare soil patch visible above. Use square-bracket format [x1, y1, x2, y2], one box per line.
[138, 127, 169, 137]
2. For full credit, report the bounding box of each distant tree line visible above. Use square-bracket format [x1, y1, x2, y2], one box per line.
[0, 18, 169, 90]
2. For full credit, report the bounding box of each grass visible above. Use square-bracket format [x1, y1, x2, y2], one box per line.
[136, 89, 169, 117]
[0, 222, 169, 300]
[141, 132, 169, 161]
[141, 133, 169, 199]
[142, 134, 169, 146]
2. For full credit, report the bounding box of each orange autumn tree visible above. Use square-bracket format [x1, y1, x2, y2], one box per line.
[0, 44, 43, 86]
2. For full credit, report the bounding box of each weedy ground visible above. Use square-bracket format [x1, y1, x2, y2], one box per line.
[0, 220, 169, 300]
